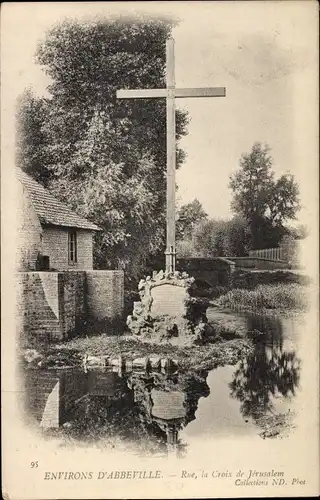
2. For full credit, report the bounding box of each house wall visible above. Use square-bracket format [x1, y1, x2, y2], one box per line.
[16, 270, 124, 345]
[41, 228, 93, 271]
[16, 182, 42, 271]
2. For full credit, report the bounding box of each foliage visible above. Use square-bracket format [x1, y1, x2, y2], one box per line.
[176, 199, 208, 240]
[280, 234, 301, 267]
[16, 17, 188, 279]
[191, 215, 250, 258]
[216, 283, 309, 312]
[15, 89, 51, 186]
[229, 142, 300, 249]
[176, 239, 195, 258]
[287, 224, 309, 240]
[176, 215, 250, 259]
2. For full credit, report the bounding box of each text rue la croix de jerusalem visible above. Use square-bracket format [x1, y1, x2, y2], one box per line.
[43, 469, 306, 486]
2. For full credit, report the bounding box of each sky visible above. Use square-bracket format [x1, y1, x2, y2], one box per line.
[1, 1, 318, 226]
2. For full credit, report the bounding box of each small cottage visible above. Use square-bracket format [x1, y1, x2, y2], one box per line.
[15, 168, 124, 343]
[16, 168, 100, 272]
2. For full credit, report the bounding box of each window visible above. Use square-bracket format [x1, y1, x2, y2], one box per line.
[68, 231, 77, 263]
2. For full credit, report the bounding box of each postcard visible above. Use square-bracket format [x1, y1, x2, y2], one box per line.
[1, 1, 319, 499]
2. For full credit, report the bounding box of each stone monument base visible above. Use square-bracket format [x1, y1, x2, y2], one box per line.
[126, 270, 214, 345]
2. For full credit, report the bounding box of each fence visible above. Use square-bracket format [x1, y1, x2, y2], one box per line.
[249, 247, 284, 261]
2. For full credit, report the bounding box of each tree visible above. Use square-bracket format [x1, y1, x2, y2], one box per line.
[176, 238, 200, 259]
[189, 216, 249, 258]
[229, 142, 300, 249]
[176, 199, 208, 240]
[287, 224, 309, 240]
[15, 89, 51, 186]
[16, 17, 188, 280]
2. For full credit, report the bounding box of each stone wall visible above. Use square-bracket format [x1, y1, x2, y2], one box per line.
[176, 256, 290, 287]
[86, 271, 124, 322]
[16, 272, 62, 344]
[176, 257, 234, 287]
[42, 228, 93, 271]
[231, 257, 288, 270]
[16, 270, 124, 345]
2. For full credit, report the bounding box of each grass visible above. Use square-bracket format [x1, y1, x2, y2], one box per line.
[215, 283, 309, 313]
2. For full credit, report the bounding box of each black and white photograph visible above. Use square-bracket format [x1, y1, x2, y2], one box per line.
[1, 2, 319, 499]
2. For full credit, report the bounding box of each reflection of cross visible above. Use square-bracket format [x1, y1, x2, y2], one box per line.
[117, 38, 226, 273]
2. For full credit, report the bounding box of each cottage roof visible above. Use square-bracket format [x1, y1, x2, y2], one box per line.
[16, 169, 101, 231]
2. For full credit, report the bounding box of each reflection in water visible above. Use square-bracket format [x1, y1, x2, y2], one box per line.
[23, 367, 210, 456]
[129, 370, 210, 456]
[229, 314, 300, 423]
[23, 312, 301, 454]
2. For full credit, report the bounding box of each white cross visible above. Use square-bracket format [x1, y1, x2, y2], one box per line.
[117, 38, 226, 273]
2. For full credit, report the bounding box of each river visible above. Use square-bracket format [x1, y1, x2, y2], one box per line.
[21, 308, 303, 457]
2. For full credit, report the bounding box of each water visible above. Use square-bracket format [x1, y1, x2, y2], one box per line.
[22, 309, 302, 457]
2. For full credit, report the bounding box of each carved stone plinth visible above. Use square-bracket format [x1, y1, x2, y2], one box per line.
[126, 270, 214, 345]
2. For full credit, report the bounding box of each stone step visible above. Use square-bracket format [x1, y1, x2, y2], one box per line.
[83, 354, 178, 371]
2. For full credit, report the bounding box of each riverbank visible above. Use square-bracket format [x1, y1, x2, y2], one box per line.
[257, 409, 297, 439]
[21, 333, 254, 373]
[21, 281, 308, 373]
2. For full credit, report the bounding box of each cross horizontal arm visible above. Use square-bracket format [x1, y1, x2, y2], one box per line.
[117, 87, 226, 100]
[174, 87, 226, 98]
[117, 89, 168, 99]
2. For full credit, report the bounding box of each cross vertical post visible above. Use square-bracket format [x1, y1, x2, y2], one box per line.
[165, 38, 176, 274]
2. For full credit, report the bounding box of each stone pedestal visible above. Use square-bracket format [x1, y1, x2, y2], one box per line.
[126, 270, 213, 345]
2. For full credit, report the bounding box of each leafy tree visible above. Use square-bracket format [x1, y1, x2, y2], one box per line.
[190, 216, 249, 258]
[176, 198, 208, 241]
[229, 142, 300, 249]
[287, 224, 309, 240]
[176, 238, 200, 259]
[223, 216, 251, 256]
[15, 89, 51, 186]
[16, 17, 188, 279]
[193, 219, 225, 257]
[48, 110, 165, 276]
